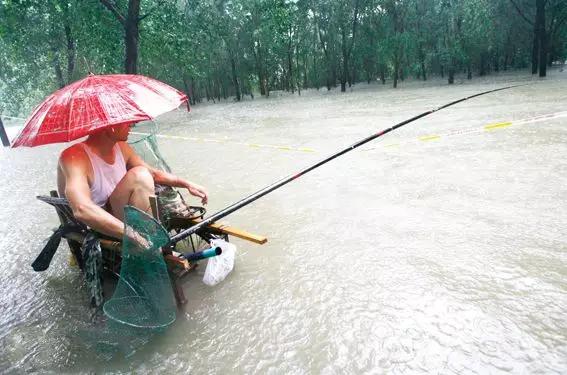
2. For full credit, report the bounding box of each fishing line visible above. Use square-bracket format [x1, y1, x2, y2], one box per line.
[133, 99, 561, 155]
[362, 110, 567, 152]
[169, 84, 528, 245]
[0, 115, 26, 121]
[130, 131, 316, 153]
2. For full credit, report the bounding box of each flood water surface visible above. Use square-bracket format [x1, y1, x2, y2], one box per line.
[1, 71, 566, 373]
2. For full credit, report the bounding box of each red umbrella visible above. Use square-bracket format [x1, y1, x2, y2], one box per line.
[11, 74, 188, 147]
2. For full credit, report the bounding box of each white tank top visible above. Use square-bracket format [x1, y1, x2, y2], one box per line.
[81, 143, 127, 206]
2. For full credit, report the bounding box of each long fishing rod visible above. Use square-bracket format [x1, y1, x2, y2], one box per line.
[169, 84, 523, 246]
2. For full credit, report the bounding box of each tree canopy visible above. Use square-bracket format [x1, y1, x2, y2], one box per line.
[1, 0, 566, 115]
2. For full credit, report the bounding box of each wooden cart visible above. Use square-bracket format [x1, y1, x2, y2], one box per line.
[37, 190, 267, 307]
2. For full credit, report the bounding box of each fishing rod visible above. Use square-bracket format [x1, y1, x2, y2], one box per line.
[169, 84, 523, 246]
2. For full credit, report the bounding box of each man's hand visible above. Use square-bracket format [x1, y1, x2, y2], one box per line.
[187, 183, 208, 205]
[125, 225, 152, 251]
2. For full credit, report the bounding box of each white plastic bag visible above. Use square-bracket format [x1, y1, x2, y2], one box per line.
[203, 239, 236, 286]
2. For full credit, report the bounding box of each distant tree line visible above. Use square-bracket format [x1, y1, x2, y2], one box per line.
[0, 0, 566, 114]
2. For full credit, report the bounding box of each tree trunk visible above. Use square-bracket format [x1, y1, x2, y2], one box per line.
[287, 43, 294, 94]
[312, 55, 319, 90]
[494, 53, 499, 72]
[219, 78, 224, 101]
[281, 67, 286, 91]
[100, 0, 141, 74]
[182, 75, 191, 101]
[230, 53, 241, 101]
[64, 23, 75, 81]
[536, 0, 546, 77]
[317, 27, 333, 91]
[364, 56, 372, 84]
[295, 50, 301, 96]
[205, 80, 211, 102]
[49, 10, 64, 87]
[216, 79, 221, 101]
[332, 62, 338, 88]
[448, 67, 455, 84]
[52, 46, 65, 88]
[340, 0, 360, 92]
[341, 28, 348, 92]
[124, 0, 140, 74]
[247, 80, 255, 99]
[183, 75, 195, 106]
[254, 42, 266, 96]
[349, 64, 355, 87]
[531, 27, 539, 74]
[258, 70, 265, 96]
[190, 77, 198, 104]
[510, 49, 516, 68]
[479, 53, 487, 76]
[303, 54, 309, 88]
[393, 57, 399, 88]
[548, 44, 554, 67]
[0, 117, 10, 147]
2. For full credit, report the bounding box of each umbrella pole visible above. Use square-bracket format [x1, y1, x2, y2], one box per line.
[0, 117, 10, 147]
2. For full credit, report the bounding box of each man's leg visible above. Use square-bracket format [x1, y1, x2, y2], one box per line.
[108, 166, 154, 221]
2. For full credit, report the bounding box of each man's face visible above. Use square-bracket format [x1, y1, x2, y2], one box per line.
[109, 123, 133, 141]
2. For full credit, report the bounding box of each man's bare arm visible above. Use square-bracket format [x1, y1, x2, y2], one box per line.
[60, 147, 125, 239]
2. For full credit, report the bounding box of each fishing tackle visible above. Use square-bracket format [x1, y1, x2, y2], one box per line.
[167, 84, 525, 245]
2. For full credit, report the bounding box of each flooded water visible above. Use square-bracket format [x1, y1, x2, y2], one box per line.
[1, 70, 566, 374]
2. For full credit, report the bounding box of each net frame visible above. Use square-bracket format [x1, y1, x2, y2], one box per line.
[102, 206, 176, 329]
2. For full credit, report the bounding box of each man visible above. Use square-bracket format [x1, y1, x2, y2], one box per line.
[57, 122, 208, 240]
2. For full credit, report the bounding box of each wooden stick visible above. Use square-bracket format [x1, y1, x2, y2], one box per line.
[164, 253, 190, 270]
[168, 216, 268, 244]
[64, 231, 190, 270]
[149, 195, 160, 221]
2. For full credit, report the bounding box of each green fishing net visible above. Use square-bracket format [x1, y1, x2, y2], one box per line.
[129, 121, 172, 172]
[127, 120, 206, 230]
[104, 122, 204, 330]
[80, 123, 208, 357]
[102, 206, 175, 330]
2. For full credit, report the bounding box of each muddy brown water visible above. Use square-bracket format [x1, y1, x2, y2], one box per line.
[1, 70, 566, 373]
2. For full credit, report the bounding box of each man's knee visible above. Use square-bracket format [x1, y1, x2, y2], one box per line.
[127, 166, 154, 188]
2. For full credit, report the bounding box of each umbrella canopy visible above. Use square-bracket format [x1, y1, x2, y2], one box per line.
[11, 74, 187, 147]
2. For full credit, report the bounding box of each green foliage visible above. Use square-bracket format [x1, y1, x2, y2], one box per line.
[1, 0, 566, 114]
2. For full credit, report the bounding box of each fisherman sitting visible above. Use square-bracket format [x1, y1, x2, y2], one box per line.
[57, 122, 208, 240]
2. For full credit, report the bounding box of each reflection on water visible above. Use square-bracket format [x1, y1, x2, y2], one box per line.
[1, 70, 566, 373]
